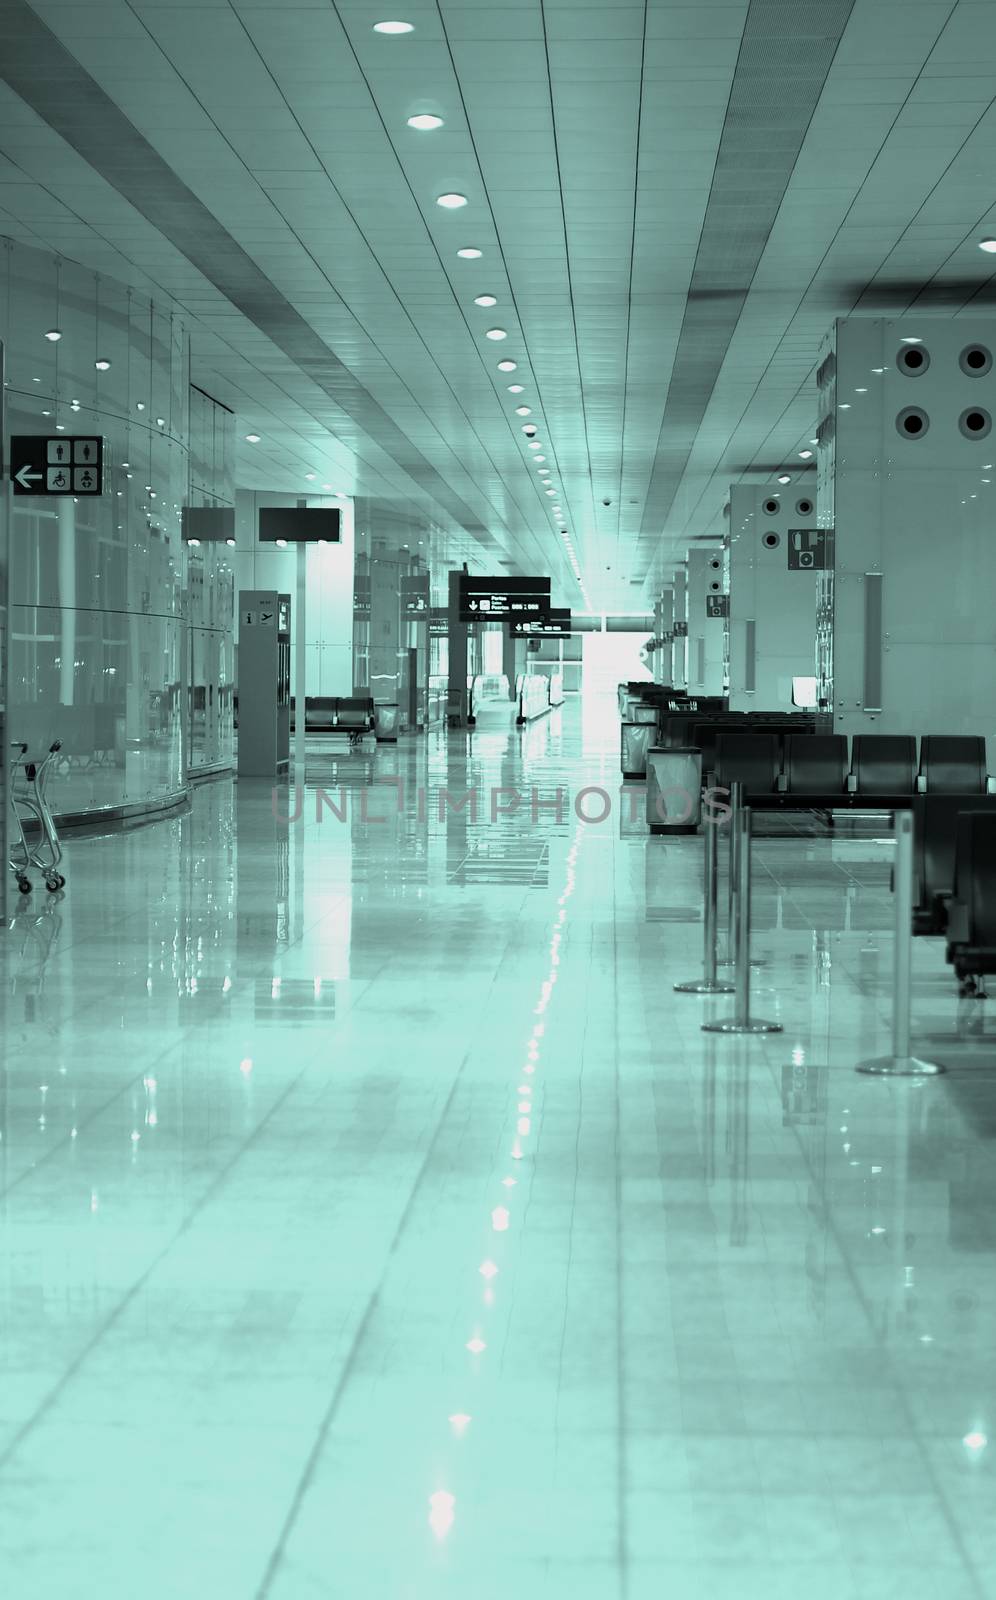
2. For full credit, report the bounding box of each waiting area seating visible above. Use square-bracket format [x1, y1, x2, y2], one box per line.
[706, 731, 990, 811]
[301, 696, 375, 746]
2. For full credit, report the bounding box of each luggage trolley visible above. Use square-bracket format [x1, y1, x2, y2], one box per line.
[8, 741, 66, 895]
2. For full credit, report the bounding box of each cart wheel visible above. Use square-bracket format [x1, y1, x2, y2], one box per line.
[17, 877, 31, 895]
[56, 874, 66, 888]
[45, 878, 60, 893]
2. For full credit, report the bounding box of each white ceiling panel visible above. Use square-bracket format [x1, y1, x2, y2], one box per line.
[0, 0, 993, 603]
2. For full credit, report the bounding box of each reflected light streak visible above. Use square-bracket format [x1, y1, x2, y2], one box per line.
[428, 1491, 456, 1540]
[492, 1207, 510, 1231]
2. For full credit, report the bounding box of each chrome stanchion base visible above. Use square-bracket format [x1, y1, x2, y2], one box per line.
[675, 979, 735, 995]
[856, 1054, 945, 1076]
[702, 1016, 783, 1035]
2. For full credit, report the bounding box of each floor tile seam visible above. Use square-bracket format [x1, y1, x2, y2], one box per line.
[0, 1068, 312, 1476]
[254, 813, 584, 1592]
[250, 1039, 484, 1600]
[611, 850, 630, 1596]
[754, 1040, 986, 1592]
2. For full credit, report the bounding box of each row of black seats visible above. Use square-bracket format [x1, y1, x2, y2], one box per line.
[710, 733, 990, 808]
[297, 696, 375, 733]
[913, 796, 996, 996]
[659, 711, 813, 751]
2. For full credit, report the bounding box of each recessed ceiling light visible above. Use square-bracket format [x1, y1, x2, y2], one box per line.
[457, 247, 482, 259]
[528, 442, 541, 450]
[498, 360, 517, 372]
[245, 434, 261, 443]
[408, 113, 443, 130]
[187, 537, 201, 548]
[95, 359, 111, 371]
[474, 294, 497, 307]
[226, 537, 236, 547]
[535, 457, 546, 464]
[275, 538, 288, 549]
[485, 328, 507, 340]
[136, 402, 145, 411]
[44, 329, 61, 341]
[777, 474, 792, 484]
[980, 239, 996, 253]
[545, 488, 555, 496]
[437, 192, 468, 209]
[900, 337, 922, 345]
[305, 473, 316, 481]
[798, 449, 813, 459]
[507, 384, 524, 394]
[515, 406, 531, 416]
[374, 20, 414, 33]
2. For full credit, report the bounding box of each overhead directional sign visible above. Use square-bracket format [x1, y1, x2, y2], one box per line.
[706, 593, 729, 618]
[459, 574, 551, 622]
[510, 607, 571, 638]
[429, 606, 448, 637]
[11, 435, 103, 496]
[401, 575, 430, 616]
[787, 528, 829, 570]
[674, 620, 688, 637]
[353, 574, 371, 618]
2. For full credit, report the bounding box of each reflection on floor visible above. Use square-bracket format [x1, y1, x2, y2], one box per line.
[1, 696, 995, 1599]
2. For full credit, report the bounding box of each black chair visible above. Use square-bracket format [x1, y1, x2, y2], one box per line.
[305, 696, 337, 733]
[851, 735, 917, 797]
[920, 735, 987, 794]
[946, 811, 996, 993]
[783, 734, 849, 797]
[912, 795, 996, 936]
[714, 733, 781, 799]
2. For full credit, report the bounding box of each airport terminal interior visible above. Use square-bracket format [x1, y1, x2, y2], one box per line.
[5, 0, 996, 1595]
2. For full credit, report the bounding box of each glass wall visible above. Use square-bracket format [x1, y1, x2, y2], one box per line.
[0, 238, 235, 819]
[187, 386, 235, 775]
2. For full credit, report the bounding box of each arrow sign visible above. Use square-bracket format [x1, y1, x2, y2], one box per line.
[11, 435, 103, 496]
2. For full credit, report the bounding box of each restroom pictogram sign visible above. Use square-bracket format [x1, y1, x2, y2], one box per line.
[10, 436, 103, 495]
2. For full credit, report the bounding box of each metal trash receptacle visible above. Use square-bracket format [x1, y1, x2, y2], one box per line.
[374, 703, 400, 742]
[646, 745, 701, 834]
[621, 720, 653, 779]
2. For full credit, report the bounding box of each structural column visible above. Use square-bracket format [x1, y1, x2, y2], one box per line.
[727, 483, 818, 711]
[369, 537, 404, 720]
[817, 317, 996, 734]
[685, 549, 726, 696]
[653, 585, 674, 686]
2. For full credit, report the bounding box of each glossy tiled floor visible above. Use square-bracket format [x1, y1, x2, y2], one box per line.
[2, 697, 995, 1599]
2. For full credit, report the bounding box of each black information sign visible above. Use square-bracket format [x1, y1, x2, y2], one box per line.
[787, 528, 828, 570]
[401, 575, 430, 616]
[459, 574, 551, 622]
[511, 607, 571, 638]
[11, 435, 103, 496]
[353, 574, 371, 618]
[429, 606, 448, 637]
[706, 594, 729, 618]
[673, 620, 688, 637]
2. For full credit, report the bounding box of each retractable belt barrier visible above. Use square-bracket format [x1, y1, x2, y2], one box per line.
[702, 782, 782, 1036]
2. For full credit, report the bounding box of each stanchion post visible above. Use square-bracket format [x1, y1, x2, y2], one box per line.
[675, 795, 734, 995]
[857, 812, 943, 1076]
[703, 801, 783, 1035]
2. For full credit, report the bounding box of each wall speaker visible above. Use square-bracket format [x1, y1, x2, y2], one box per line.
[795, 497, 814, 517]
[897, 344, 930, 376]
[960, 344, 992, 377]
[896, 406, 929, 438]
[762, 496, 780, 514]
[959, 406, 992, 439]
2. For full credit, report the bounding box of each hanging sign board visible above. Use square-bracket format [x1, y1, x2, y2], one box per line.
[459, 574, 551, 622]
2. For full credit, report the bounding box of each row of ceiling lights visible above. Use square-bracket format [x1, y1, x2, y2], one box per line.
[376, 18, 580, 588]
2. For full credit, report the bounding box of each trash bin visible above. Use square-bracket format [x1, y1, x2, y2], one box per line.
[621, 720, 653, 779]
[374, 703, 400, 743]
[646, 745, 701, 834]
